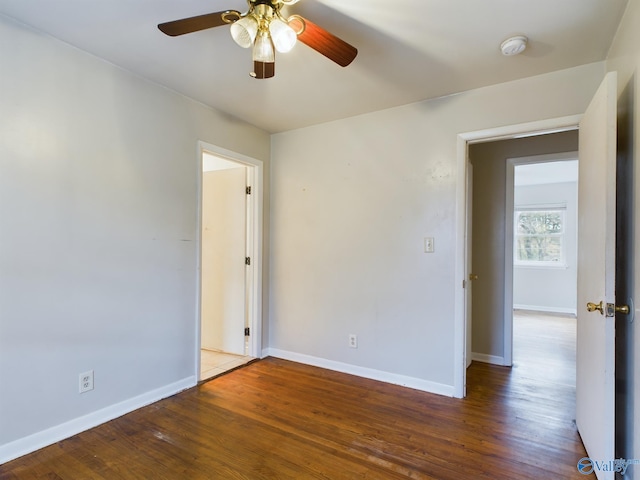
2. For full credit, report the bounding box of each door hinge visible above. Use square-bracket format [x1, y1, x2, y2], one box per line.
[245, 257, 251, 266]
[246, 186, 252, 195]
[244, 327, 250, 336]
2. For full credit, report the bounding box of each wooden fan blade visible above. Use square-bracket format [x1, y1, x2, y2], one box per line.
[158, 10, 240, 37]
[290, 16, 357, 67]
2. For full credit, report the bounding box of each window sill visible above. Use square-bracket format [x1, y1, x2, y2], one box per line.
[514, 263, 569, 270]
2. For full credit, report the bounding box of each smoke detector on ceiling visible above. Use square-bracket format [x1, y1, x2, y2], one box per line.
[500, 35, 528, 56]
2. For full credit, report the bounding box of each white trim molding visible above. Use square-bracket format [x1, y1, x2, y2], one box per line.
[471, 353, 507, 366]
[264, 349, 455, 397]
[514, 304, 577, 315]
[0, 376, 196, 465]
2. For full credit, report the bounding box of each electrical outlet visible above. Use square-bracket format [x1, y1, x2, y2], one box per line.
[349, 334, 358, 349]
[79, 370, 94, 394]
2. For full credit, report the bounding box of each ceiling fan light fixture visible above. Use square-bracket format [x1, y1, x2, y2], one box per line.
[158, 0, 358, 80]
[269, 18, 297, 53]
[230, 15, 258, 48]
[253, 30, 275, 63]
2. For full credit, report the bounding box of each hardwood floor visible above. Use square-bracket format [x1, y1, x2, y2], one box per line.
[1, 312, 589, 479]
[512, 309, 577, 387]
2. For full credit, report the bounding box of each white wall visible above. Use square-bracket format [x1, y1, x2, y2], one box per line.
[513, 181, 578, 314]
[0, 15, 269, 461]
[606, 0, 640, 472]
[269, 62, 604, 393]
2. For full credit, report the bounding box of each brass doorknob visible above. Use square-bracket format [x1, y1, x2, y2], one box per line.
[616, 305, 630, 315]
[587, 301, 604, 314]
[468, 274, 479, 281]
[587, 301, 630, 316]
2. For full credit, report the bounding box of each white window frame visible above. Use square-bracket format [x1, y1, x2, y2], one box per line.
[514, 204, 567, 268]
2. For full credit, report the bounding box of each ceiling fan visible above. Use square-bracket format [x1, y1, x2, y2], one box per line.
[158, 0, 358, 79]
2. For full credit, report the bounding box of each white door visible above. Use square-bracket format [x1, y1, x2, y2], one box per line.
[576, 71, 618, 479]
[201, 165, 248, 355]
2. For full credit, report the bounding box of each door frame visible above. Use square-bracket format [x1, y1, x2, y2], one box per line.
[195, 141, 264, 378]
[454, 114, 582, 398]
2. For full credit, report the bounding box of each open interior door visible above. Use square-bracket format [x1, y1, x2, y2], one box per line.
[576, 71, 619, 479]
[201, 165, 248, 356]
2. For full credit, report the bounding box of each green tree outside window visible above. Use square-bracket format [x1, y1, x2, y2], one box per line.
[515, 210, 564, 264]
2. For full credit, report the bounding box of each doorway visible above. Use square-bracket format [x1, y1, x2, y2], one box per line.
[508, 156, 579, 365]
[197, 142, 264, 381]
[457, 75, 630, 472]
[454, 114, 583, 398]
[466, 134, 578, 371]
[509, 158, 580, 400]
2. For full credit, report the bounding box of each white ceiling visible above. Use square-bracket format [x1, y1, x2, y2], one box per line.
[0, 0, 629, 133]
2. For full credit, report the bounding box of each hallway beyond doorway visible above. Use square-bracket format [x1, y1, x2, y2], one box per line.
[512, 309, 576, 388]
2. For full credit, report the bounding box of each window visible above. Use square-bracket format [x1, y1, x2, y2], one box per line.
[514, 208, 565, 266]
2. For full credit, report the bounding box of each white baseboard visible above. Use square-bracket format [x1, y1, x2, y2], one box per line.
[513, 304, 577, 315]
[264, 348, 454, 397]
[0, 376, 197, 465]
[471, 352, 506, 366]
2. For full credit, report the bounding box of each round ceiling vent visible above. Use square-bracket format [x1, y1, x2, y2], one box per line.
[500, 36, 528, 56]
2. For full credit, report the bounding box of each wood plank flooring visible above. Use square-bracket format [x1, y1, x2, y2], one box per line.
[0, 312, 590, 479]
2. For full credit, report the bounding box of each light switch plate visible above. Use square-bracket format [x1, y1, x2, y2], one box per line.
[424, 237, 435, 253]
